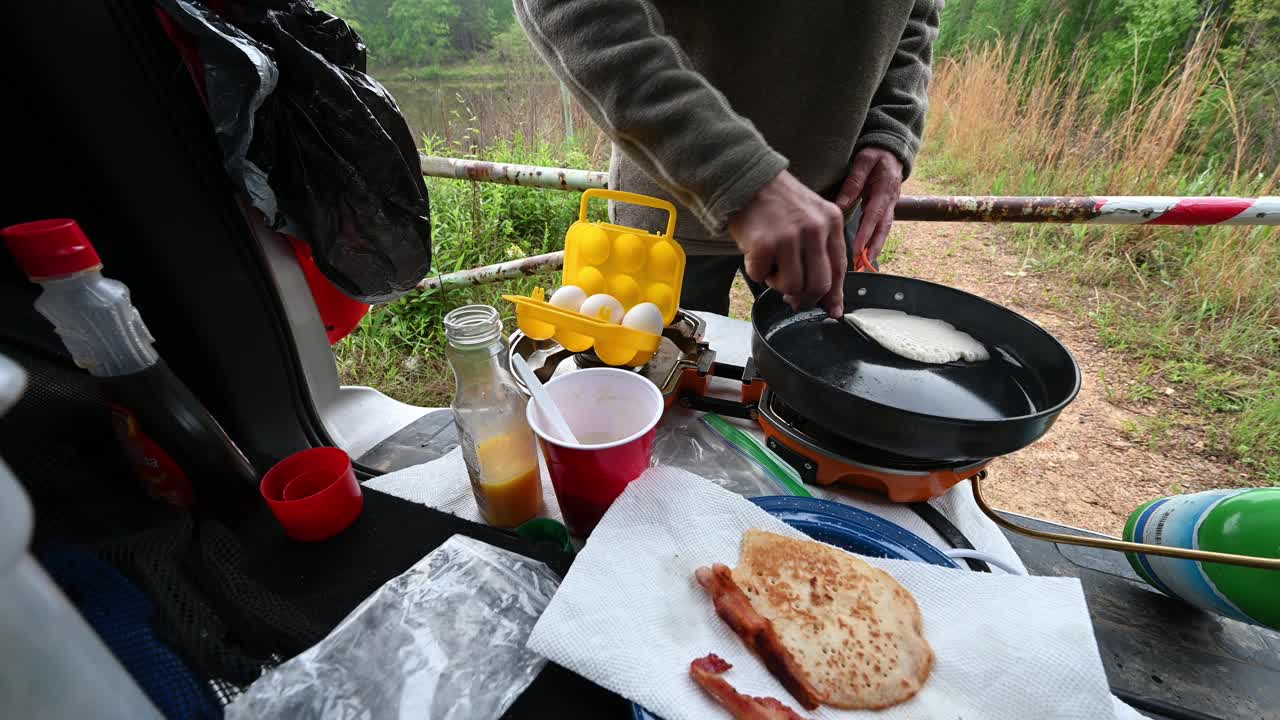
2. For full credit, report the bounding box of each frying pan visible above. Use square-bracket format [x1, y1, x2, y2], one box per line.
[750, 258, 1080, 462]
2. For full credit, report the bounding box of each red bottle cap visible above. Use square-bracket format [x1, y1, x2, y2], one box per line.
[1, 219, 102, 280]
[260, 447, 363, 542]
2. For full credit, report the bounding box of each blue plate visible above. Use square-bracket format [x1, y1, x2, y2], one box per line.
[631, 496, 957, 719]
[747, 496, 960, 569]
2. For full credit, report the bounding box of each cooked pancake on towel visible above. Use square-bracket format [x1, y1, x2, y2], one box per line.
[697, 530, 934, 711]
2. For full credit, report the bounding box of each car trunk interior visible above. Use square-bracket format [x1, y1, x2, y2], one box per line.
[0, 3, 611, 716]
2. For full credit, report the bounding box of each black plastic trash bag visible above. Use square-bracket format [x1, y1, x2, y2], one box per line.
[156, 0, 431, 303]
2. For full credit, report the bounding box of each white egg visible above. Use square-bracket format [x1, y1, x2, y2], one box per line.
[621, 302, 665, 336]
[547, 285, 587, 313]
[579, 293, 624, 324]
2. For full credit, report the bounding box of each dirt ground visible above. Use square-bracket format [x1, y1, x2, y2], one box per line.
[729, 179, 1252, 536]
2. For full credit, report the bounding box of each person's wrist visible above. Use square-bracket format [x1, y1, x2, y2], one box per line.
[716, 151, 789, 233]
[854, 136, 911, 180]
[728, 167, 787, 226]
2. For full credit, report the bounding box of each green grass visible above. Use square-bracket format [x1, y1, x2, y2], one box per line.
[1120, 416, 1177, 451]
[876, 226, 904, 266]
[1233, 389, 1280, 479]
[1077, 244, 1278, 484]
[333, 134, 604, 406]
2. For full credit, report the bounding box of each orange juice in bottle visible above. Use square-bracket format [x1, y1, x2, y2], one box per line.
[475, 432, 542, 528]
[445, 305, 543, 528]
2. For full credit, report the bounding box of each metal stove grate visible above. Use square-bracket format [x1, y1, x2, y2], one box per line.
[509, 310, 711, 397]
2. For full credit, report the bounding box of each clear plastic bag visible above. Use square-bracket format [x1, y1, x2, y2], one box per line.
[226, 535, 559, 720]
[651, 409, 805, 498]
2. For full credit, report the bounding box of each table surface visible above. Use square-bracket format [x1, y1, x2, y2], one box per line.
[1002, 514, 1280, 720]
[356, 311, 1279, 720]
[359, 408, 1279, 720]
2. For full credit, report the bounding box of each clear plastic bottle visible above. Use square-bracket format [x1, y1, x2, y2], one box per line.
[1, 219, 258, 518]
[12, 221, 160, 377]
[444, 305, 542, 528]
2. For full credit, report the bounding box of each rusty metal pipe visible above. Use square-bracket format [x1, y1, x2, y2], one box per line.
[419, 155, 607, 192]
[414, 157, 1277, 290]
[413, 195, 1280, 291]
[417, 251, 564, 291]
[896, 195, 1280, 225]
[896, 195, 1102, 223]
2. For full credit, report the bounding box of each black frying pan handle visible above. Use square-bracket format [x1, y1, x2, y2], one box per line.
[679, 392, 756, 421]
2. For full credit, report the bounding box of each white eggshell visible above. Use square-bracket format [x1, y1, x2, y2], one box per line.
[579, 293, 624, 324]
[621, 302, 665, 336]
[548, 285, 587, 312]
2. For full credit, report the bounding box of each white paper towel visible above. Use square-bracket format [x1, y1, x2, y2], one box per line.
[528, 467, 1119, 720]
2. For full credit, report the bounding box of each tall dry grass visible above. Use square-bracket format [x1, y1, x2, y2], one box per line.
[930, 32, 1278, 314]
[923, 30, 1279, 481]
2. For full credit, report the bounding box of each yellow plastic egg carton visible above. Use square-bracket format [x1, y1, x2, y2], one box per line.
[504, 189, 685, 366]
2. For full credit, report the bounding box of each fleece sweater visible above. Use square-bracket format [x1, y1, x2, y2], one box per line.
[515, 0, 941, 254]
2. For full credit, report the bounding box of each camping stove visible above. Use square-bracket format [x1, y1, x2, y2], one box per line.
[508, 311, 988, 503]
[509, 316, 1280, 570]
[753, 385, 989, 502]
[509, 309, 715, 409]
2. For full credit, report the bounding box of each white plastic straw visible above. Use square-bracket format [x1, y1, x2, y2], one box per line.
[512, 355, 579, 444]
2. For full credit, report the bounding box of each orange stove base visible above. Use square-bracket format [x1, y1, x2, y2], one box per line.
[757, 414, 985, 503]
[671, 363, 982, 502]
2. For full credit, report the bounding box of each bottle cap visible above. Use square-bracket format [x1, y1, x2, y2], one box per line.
[1, 219, 102, 280]
[260, 447, 363, 542]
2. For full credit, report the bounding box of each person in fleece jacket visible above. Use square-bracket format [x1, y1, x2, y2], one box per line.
[515, 1, 940, 317]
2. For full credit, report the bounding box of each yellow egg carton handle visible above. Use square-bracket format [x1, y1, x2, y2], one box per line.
[578, 188, 678, 238]
[504, 189, 686, 367]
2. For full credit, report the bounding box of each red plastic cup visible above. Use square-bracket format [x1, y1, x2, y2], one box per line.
[260, 447, 363, 542]
[527, 368, 664, 537]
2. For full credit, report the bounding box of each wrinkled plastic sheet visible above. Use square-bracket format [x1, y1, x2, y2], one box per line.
[226, 535, 558, 720]
[651, 409, 792, 498]
[155, 0, 431, 303]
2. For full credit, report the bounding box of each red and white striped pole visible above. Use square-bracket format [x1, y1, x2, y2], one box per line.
[894, 196, 1280, 226]
[417, 156, 1278, 289]
[421, 155, 1279, 226]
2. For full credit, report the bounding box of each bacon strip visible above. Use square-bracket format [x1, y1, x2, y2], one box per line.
[690, 654, 809, 720]
[695, 564, 826, 710]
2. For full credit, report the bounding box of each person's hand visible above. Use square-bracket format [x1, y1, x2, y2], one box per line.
[728, 170, 846, 318]
[836, 147, 903, 263]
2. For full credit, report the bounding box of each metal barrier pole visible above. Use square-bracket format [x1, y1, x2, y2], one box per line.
[420, 154, 1279, 226]
[417, 251, 565, 291]
[415, 155, 1278, 290]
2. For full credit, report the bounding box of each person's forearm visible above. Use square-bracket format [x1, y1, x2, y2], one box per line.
[855, 0, 941, 179]
[515, 0, 787, 234]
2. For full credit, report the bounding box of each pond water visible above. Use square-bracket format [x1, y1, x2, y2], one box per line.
[378, 75, 599, 152]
